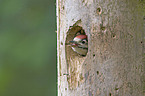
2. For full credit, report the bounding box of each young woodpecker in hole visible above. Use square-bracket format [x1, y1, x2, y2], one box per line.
[69, 34, 88, 56]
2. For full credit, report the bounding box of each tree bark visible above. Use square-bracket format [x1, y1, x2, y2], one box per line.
[57, 0, 144, 96]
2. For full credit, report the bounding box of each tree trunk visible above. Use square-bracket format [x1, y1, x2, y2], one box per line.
[57, 0, 144, 96]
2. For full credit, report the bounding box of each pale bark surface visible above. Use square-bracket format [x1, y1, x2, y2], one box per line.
[57, 0, 144, 96]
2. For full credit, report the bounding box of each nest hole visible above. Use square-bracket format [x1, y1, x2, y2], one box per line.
[65, 21, 88, 89]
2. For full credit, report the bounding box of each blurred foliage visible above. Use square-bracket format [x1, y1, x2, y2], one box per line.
[0, 0, 56, 96]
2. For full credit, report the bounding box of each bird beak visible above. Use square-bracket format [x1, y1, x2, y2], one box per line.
[69, 41, 78, 47]
[69, 41, 75, 43]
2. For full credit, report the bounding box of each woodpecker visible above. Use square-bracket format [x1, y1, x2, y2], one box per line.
[69, 34, 88, 56]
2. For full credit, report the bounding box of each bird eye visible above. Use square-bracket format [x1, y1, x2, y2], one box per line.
[82, 40, 87, 44]
[82, 41, 85, 44]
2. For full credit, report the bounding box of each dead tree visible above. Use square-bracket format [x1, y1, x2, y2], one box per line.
[57, 0, 144, 96]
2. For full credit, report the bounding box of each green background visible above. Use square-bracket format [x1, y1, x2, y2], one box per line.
[0, 0, 56, 96]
